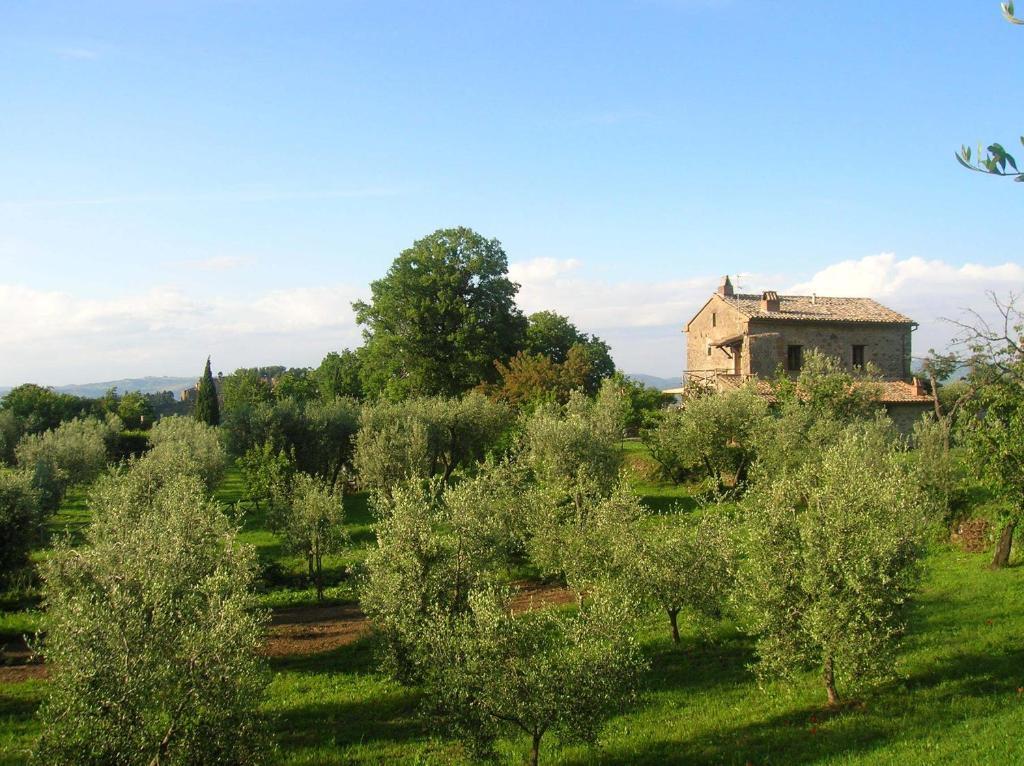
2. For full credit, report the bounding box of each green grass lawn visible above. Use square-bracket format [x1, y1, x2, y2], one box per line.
[2, 451, 1022, 765]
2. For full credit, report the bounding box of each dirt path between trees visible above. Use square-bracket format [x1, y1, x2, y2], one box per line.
[0, 581, 574, 680]
[264, 580, 573, 657]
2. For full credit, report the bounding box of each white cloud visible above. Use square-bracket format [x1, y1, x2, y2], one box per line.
[511, 257, 715, 330]
[0, 283, 363, 385]
[3, 253, 1019, 385]
[791, 253, 1024, 358]
[509, 254, 1024, 376]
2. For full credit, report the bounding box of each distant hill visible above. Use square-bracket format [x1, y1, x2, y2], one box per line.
[58, 376, 197, 399]
[627, 373, 680, 391]
[0, 376, 196, 400]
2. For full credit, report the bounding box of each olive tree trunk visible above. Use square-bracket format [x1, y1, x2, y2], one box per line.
[529, 730, 543, 766]
[990, 519, 1017, 569]
[823, 655, 839, 706]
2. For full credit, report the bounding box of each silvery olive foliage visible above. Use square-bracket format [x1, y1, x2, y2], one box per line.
[738, 421, 929, 705]
[147, 415, 227, 491]
[239, 440, 296, 515]
[354, 393, 513, 494]
[0, 467, 42, 586]
[641, 386, 768, 490]
[520, 382, 626, 500]
[526, 479, 644, 592]
[419, 588, 646, 766]
[34, 469, 270, 765]
[360, 462, 525, 682]
[621, 510, 734, 644]
[280, 473, 349, 600]
[15, 416, 114, 511]
[910, 415, 962, 528]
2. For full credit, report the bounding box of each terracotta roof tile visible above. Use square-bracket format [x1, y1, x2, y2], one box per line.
[723, 293, 914, 324]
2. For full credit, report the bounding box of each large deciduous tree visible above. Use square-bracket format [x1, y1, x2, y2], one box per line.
[353, 228, 527, 398]
[524, 310, 615, 394]
[315, 349, 365, 401]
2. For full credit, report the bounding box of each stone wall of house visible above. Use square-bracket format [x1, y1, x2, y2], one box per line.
[685, 296, 750, 376]
[885, 402, 932, 435]
[745, 320, 913, 379]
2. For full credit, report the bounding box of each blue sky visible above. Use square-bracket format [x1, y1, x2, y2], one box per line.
[1, 0, 1021, 384]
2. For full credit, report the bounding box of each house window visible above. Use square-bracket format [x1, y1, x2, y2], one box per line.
[712, 312, 717, 327]
[852, 345, 865, 368]
[786, 345, 803, 372]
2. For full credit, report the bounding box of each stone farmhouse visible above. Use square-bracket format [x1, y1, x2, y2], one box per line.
[677, 275, 934, 431]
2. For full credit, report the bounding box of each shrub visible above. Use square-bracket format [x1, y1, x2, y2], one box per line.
[34, 471, 270, 765]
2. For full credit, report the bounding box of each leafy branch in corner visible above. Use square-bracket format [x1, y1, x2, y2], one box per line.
[955, 3, 1023, 182]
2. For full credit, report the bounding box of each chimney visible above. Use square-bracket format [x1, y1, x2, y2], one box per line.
[717, 275, 734, 297]
[760, 290, 780, 313]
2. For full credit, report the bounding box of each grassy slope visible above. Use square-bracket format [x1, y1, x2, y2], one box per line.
[2, 453, 1022, 765]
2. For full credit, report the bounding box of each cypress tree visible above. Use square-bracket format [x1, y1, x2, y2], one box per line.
[195, 357, 221, 426]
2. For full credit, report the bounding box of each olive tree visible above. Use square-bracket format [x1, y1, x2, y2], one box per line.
[526, 480, 643, 593]
[279, 473, 348, 600]
[16, 417, 112, 511]
[521, 383, 625, 501]
[0, 467, 41, 586]
[623, 511, 733, 644]
[910, 415, 963, 528]
[354, 393, 513, 493]
[738, 422, 928, 705]
[239, 441, 295, 512]
[955, 3, 1022, 182]
[34, 471, 270, 765]
[148, 415, 227, 491]
[947, 292, 1024, 567]
[420, 589, 646, 766]
[360, 466, 521, 682]
[640, 386, 768, 492]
